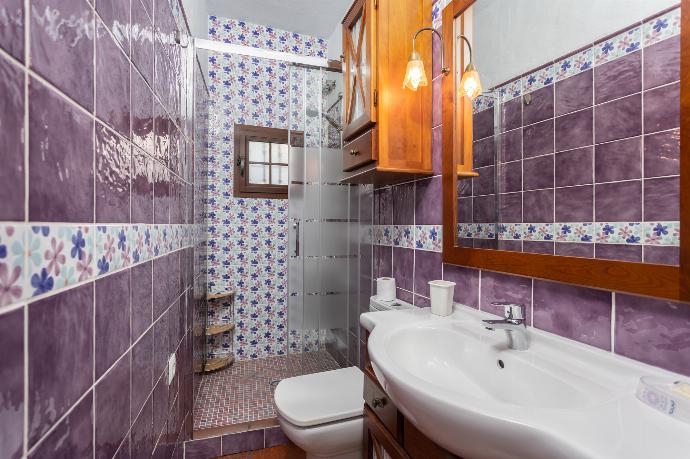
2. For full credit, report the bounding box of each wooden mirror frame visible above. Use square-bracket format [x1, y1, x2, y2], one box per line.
[441, 0, 690, 302]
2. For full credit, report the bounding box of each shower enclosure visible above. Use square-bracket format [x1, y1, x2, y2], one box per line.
[288, 64, 361, 371]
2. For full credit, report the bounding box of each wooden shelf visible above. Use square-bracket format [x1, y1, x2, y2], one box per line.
[207, 291, 235, 301]
[206, 322, 235, 336]
[204, 355, 234, 372]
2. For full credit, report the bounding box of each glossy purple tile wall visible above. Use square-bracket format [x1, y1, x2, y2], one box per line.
[0, 0, 208, 458]
[370, 0, 690, 379]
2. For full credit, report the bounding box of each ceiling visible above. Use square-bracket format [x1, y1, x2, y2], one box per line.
[203, 0, 352, 38]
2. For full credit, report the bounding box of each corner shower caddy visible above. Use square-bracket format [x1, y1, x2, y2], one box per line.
[204, 291, 235, 372]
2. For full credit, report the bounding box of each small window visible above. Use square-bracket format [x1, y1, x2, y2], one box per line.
[233, 125, 299, 199]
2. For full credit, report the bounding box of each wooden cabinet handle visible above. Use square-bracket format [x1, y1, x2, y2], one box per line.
[372, 397, 387, 408]
[350, 149, 360, 156]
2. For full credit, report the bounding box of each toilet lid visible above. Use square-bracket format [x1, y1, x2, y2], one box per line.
[274, 366, 365, 427]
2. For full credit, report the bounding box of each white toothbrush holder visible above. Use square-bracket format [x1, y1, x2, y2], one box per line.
[428, 280, 455, 316]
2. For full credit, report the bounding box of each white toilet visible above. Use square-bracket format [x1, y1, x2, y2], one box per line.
[274, 366, 364, 459]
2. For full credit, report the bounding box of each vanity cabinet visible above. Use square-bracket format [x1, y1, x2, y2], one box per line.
[340, 0, 434, 186]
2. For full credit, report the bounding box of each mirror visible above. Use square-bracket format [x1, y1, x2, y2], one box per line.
[441, 0, 687, 301]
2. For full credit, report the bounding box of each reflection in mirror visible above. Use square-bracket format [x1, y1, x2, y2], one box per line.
[453, 0, 681, 266]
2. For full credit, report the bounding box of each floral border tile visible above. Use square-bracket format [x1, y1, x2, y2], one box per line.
[555, 222, 594, 243]
[498, 79, 522, 102]
[498, 223, 524, 241]
[373, 225, 392, 246]
[524, 223, 555, 242]
[26, 225, 95, 297]
[522, 64, 555, 94]
[593, 26, 641, 67]
[555, 47, 593, 82]
[414, 225, 442, 252]
[130, 225, 153, 264]
[643, 7, 681, 47]
[643, 221, 680, 246]
[95, 226, 132, 276]
[472, 95, 495, 114]
[392, 225, 415, 249]
[595, 222, 643, 244]
[0, 224, 25, 308]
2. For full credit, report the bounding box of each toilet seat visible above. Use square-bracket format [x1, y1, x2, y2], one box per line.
[274, 366, 365, 427]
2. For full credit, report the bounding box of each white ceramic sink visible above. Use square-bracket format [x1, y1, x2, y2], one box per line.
[361, 306, 690, 459]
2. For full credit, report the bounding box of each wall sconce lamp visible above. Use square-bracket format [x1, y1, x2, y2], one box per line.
[403, 28, 482, 100]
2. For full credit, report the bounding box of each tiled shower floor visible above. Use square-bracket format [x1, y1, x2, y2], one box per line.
[193, 351, 341, 432]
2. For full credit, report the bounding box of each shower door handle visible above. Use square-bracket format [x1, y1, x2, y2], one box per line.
[292, 221, 300, 257]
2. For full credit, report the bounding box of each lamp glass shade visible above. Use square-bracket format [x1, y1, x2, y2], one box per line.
[403, 58, 428, 91]
[459, 67, 483, 100]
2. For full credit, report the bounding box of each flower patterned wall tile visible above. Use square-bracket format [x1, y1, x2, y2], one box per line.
[0, 224, 25, 308]
[643, 8, 681, 47]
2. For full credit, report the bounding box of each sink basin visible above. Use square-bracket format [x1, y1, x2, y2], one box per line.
[362, 306, 690, 459]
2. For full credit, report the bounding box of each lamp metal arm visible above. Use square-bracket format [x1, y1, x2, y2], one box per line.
[411, 27, 450, 76]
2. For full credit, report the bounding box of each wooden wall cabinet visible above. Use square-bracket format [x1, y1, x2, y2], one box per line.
[341, 0, 435, 186]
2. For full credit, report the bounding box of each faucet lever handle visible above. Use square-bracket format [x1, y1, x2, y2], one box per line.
[491, 302, 525, 320]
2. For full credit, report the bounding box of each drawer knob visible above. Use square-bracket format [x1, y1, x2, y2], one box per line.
[372, 397, 387, 408]
[350, 149, 360, 156]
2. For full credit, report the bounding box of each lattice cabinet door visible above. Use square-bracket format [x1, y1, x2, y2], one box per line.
[342, 0, 377, 141]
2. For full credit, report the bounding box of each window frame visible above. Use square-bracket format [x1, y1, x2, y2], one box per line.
[233, 124, 295, 199]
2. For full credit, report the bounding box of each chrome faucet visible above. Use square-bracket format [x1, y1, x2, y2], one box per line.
[483, 302, 529, 350]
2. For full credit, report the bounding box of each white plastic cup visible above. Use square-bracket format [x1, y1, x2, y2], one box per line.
[428, 280, 456, 316]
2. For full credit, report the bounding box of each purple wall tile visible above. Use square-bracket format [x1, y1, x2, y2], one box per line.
[414, 294, 431, 308]
[499, 129, 521, 162]
[28, 393, 93, 458]
[473, 166, 495, 196]
[396, 287, 413, 303]
[523, 85, 553, 125]
[374, 187, 392, 225]
[596, 244, 642, 262]
[458, 197, 473, 223]
[95, 270, 131, 379]
[152, 378, 167, 441]
[523, 189, 554, 223]
[0, 56, 25, 221]
[555, 108, 592, 151]
[474, 137, 495, 168]
[644, 129, 679, 178]
[595, 94, 641, 143]
[643, 82, 680, 134]
[523, 155, 553, 191]
[555, 242, 594, 258]
[616, 294, 690, 377]
[96, 124, 132, 223]
[499, 161, 522, 194]
[265, 426, 290, 447]
[555, 185, 593, 222]
[96, 21, 131, 138]
[432, 126, 442, 174]
[594, 136, 642, 183]
[28, 284, 94, 446]
[30, 0, 94, 110]
[153, 311, 169, 380]
[95, 0, 130, 53]
[523, 119, 554, 158]
[29, 78, 94, 223]
[643, 246, 678, 266]
[480, 271, 532, 322]
[643, 177, 679, 221]
[132, 148, 155, 223]
[0, 0, 23, 60]
[0, 308, 23, 459]
[595, 181, 642, 221]
[153, 160, 170, 224]
[473, 194, 496, 223]
[473, 107, 494, 140]
[644, 35, 680, 90]
[132, 68, 155, 155]
[413, 250, 442, 297]
[132, 0, 154, 86]
[221, 429, 263, 454]
[555, 69, 592, 116]
[443, 264, 479, 308]
[415, 176, 442, 225]
[594, 51, 641, 104]
[498, 192, 522, 223]
[555, 147, 593, 187]
[392, 182, 414, 225]
[132, 261, 153, 340]
[373, 245, 392, 279]
[131, 329, 154, 420]
[533, 280, 612, 350]
[501, 98, 521, 132]
[95, 352, 131, 459]
[392, 247, 413, 292]
[432, 30, 442, 79]
[523, 240, 554, 255]
[186, 436, 221, 458]
[131, 396, 154, 458]
[432, 77, 442, 127]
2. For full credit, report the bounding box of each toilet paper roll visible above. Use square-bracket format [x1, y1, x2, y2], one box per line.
[376, 277, 396, 301]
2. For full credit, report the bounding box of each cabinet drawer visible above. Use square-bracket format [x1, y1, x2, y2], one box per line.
[364, 373, 397, 436]
[343, 129, 376, 172]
